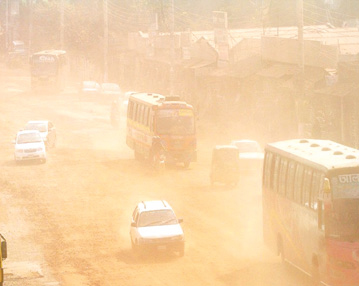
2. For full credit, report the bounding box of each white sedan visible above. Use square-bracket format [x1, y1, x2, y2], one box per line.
[24, 120, 56, 148]
[100, 82, 122, 103]
[14, 130, 46, 164]
[130, 200, 185, 257]
[230, 139, 264, 173]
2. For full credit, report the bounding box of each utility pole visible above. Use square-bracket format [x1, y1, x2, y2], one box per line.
[297, 0, 305, 137]
[60, 0, 64, 50]
[28, 0, 33, 54]
[5, 0, 9, 51]
[103, 0, 108, 82]
[169, 0, 175, 96]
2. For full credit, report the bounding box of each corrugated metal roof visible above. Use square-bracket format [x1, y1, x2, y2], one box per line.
[256, 64, 299, 78]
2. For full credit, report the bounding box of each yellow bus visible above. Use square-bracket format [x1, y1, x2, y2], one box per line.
[263, 139, 359, 285]
[0, 234, 7, 286]
[126, 93, 197, 168]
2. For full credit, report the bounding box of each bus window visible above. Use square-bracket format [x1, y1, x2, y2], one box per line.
[272, 156, 281, 193]
[302, 168, 313, 207]
[144, 107, 149, 126]
[311, 172, 322, 210]
[263, 152, 273, 189]
[128, 101, 134, 119]
[139, 105, 145, 124]
[278, 159, 288, 196]
[294, 164, 304, 203]
[149, 112, 154, 132]
[286, 161, 296, 200]
[133, 103, 140, 122]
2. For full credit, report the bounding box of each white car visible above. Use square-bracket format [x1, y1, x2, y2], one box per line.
[80, 81, 100, 95]
[24, 120, 56, 148]
[130, 200, 185, 256]
[100, 82, 122, 103]
[118, 91, 137, 113]
[14, 130, 46, 164]
[230, 139, 264, 173]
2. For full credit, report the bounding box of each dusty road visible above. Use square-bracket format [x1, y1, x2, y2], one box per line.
[0, 65, 312, 286]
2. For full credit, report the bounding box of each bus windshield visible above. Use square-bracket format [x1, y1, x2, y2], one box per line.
[331, 173, 359, 199]
[31, 55, 58, 76]
[327, 173, 359, 239]
[156, 109, 195, 135]
[327, 199, 359, 240]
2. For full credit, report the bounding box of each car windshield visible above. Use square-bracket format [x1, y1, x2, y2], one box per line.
[83, 81, 99, 89]
[138, 210, 178, 227]
[17, 132, 42, 144]
[232, 141, 261, 153]
[24, 122, 47, 132]
[31, 55, 58, 76]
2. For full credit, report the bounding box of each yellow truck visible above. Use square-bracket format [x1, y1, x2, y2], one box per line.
[0, 234, 7, 286]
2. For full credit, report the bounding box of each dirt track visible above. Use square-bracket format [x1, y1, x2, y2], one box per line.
[0, 65, 313, 286]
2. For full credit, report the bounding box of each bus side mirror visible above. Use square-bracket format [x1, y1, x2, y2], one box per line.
[1, 241, 7, 260]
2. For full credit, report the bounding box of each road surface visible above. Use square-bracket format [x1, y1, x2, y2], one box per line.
[0, 65, 312, 286]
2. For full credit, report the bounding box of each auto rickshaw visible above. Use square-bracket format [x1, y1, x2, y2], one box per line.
[210, 145, 240, 186]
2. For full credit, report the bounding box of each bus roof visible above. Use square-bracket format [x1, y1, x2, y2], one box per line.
[266, 139, 359, 170]
[129, 92, 193, 109]
[32, 50, 66, 56]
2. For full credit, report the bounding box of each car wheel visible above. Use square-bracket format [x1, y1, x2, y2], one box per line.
[178, 247, 185, 257]
[131, 240, 142, 257]
[183, 161, 190, 168]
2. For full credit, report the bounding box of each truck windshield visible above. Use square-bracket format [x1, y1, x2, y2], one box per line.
[31, 55, 58, 76]
[156, 109, 195, 135]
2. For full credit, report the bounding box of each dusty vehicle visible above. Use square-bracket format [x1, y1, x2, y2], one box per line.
[210, 145, 240, 186]
[130, 200, 185, 256]
[24, 120, 56, 148]
[230, 139, 264, 174]
[6, 40, 28, 68]
[13, 130, 46, 164]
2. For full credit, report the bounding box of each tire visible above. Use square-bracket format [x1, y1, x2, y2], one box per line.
[178, 246, 185, 257]
[131, 239, 136, 251]
[131, 240, 142, 257]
